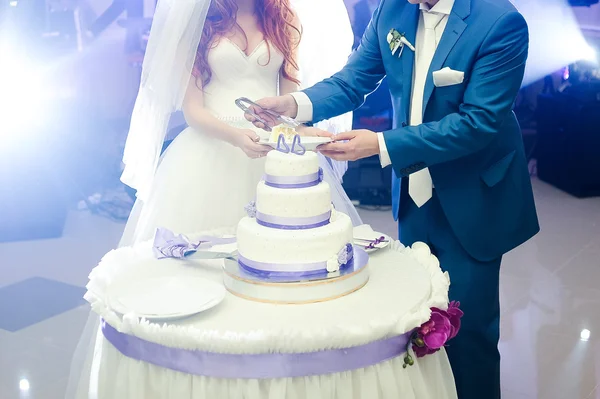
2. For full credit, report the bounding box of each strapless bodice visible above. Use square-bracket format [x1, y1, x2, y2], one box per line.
[202, 38, 283, 119]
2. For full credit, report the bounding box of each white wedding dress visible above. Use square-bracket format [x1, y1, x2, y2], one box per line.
[119, 38, 362, 246]
[66, 39, 361, 398]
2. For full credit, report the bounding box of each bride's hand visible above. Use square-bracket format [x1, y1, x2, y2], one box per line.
[234, 129, 271, 159]
[295, 125, 334, 138]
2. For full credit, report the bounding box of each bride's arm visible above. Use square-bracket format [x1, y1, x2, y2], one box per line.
[182, 78, 270, 157]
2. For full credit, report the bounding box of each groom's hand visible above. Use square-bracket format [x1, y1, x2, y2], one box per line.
[318, 130, 380, 161]
[245, 94, 299, 130]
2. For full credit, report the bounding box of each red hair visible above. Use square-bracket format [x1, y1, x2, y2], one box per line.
[193, 0, 301, 86]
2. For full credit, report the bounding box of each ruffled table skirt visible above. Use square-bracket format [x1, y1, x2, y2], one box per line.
[95, 336, 456, 399]
[82, 241, 457, 399]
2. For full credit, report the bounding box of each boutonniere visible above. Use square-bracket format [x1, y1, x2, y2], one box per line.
[387, 29, 415, 57]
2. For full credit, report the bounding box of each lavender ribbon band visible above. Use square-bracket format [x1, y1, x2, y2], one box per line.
[256, 210, 331, 230]
[101, 320, 413, 379]
[264, 168, 323, 189]
[237, 251, 353, 278]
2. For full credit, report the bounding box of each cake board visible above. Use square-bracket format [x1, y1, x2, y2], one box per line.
[223, 247, 369, 304]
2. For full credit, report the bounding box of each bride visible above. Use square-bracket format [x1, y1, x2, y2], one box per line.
[67, 0, 358, 396]
[119, 0, 361, 246]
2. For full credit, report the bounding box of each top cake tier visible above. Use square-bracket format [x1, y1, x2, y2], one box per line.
[265, 150, 319, 180]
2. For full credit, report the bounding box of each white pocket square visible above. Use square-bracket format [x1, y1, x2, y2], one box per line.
[433, 67, 465, 87]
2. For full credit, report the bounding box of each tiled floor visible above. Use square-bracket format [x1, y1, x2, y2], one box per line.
[0, 179, 599, 398]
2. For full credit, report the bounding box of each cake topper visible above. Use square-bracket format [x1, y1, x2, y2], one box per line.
[275, 134, 305, 155]
[276, 134, 290, 153]
[291, 135, 306, 155]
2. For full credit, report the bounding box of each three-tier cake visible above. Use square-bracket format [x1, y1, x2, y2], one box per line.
[224, 134, 369, 304]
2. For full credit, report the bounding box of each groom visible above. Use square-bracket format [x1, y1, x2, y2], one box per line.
[250, 0, 539, 397]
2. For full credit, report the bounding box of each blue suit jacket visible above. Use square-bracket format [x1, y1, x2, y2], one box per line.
[303, 0, 539, 262]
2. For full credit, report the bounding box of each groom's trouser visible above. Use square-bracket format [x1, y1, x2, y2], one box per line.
[398, 180, 502, 399]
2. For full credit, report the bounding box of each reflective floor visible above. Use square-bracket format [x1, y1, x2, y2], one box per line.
[0, 179, 599, 398]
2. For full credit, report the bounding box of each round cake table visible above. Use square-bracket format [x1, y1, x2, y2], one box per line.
[85, 240, 457, 399]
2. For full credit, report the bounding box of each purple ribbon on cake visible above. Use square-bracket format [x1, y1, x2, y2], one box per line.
[264, 167, 323, 189]
[101, 319, 413, 379]
[152, 228, 236, 259]
[255, 210, 331, 230]
[238, 243, 354, 278]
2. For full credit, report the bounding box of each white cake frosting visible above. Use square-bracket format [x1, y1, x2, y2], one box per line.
[256, 180, 331, 219]
[237, 147, 355, 275]
[264, 150, 319, 177]
[237, 211, 353, 268]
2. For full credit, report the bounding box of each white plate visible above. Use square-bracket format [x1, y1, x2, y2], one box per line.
[353, 224, 391, 253]
[107, 274, 226, 321]
[259, 136, 332, 151]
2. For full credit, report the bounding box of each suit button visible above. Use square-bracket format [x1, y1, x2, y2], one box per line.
[401, 122, 407, 127]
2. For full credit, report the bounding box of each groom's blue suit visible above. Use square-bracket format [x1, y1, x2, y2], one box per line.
[301, 0, 539, 397]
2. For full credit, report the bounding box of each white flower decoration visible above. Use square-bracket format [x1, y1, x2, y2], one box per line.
[326, 257, 340, 273]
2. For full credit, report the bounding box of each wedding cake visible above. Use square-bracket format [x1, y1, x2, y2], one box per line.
[236, 134, 355, 277]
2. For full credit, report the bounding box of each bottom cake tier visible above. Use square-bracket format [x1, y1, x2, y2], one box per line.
[236, 211, 354, 276]
[223, 247, 370, 304]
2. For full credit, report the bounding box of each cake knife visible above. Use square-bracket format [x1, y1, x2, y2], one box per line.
[235, 97, 301, 131]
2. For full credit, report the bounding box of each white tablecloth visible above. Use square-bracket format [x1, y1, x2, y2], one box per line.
[86, 242, 457, 399]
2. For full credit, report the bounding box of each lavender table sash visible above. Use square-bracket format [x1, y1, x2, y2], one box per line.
[256, 210, 331, 230]
[101, 320, 413, 379]
[237, 251, 353, 277]
[264, 168, 323, 189]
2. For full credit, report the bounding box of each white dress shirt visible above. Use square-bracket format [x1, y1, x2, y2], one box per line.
[292, 0, 455, 169]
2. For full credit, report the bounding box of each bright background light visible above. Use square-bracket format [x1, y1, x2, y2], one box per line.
[0, 36, 58, 141]
[579, 42, 598, 63]
[580, 328, 591, 341]
[19, 378, 30, 391]
[512, 0, 597, 85]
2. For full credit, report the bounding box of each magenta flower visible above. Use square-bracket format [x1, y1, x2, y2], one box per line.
[413, 309, 452, 357]
[445, 301, 464, 340]
[406, 302, 464, 365]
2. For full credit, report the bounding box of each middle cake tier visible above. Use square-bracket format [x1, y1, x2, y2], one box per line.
[236, 211, 354, 275]
[256, 180, 332, 222]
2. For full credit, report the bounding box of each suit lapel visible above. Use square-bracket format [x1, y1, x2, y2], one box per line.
[422, 0, 470, 116]
[398, 4, 419, 123]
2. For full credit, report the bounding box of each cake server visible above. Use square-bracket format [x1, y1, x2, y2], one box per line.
[235, 97, 301, 131]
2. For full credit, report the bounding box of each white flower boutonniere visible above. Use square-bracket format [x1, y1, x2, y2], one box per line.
[387, 29, 415, 58]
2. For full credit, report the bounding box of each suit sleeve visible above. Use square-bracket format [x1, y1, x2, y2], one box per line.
[301, 1, 387, 122]
[383, 11, 529, 177]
